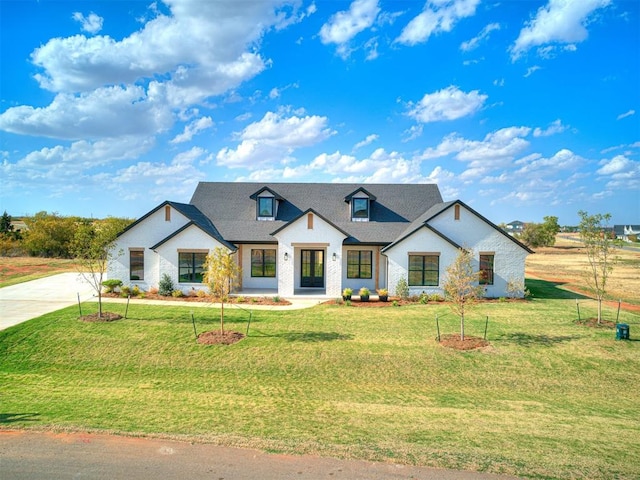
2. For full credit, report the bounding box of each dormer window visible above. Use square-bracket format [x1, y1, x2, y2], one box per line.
[258, 197, 274, 218]
[251, 187, 283, 221]
[345, 187, 375, 222]
[352, 198, 369, 221]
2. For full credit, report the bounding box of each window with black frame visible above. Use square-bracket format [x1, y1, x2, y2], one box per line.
[178, 252, 207, 283]
[251, 249, 276, 277]
[408, 254, 439, 286]
[347, 250, 372, 278]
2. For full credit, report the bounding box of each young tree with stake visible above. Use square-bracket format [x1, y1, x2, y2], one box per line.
[443, 248, 484, 340]
[578, 210, 617, 324]
[203, 247, 241, 336]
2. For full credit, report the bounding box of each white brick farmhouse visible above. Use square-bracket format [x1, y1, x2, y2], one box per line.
[107, 182, 532, 298]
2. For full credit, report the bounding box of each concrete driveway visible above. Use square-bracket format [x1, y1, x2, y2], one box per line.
[0, 272, 96, 331]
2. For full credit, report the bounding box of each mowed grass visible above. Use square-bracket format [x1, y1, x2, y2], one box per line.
[1, 289, 639, 479]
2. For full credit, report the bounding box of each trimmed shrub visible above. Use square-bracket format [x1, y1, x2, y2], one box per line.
[102, 279, 123, 293]
[171, 289, 184, 298]
[158, 274, 174, 296]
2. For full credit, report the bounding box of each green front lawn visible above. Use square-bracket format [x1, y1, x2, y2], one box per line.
[1, 287, 639, 479]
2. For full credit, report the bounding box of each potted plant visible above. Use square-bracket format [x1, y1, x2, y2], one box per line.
[359, 287, 370, 302]
[377, 288, 388, 302]
[342, 287, 353, 301]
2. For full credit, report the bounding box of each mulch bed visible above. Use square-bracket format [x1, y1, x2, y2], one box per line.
[575, 317, 616, 328]
[79, 312, 123, 322]
[103, 292, 290, 306]
[438, 334, 489, 350]
[197, 330, 245, 345]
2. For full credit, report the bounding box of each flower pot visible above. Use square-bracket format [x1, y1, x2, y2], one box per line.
[360, 294, 369, 302]
[379, 295, 388, 302]
[343, 295, 352, 301]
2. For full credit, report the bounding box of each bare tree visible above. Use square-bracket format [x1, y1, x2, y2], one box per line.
[203, 247, 241, 335]
[443, 248, 484, 340]
[578, 210, 617, 324]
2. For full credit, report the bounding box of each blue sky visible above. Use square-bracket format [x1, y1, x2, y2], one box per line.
[1, 0, 638, 225]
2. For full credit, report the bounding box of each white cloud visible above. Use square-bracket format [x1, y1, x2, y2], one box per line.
[216, 110, 336, 168]
[515, 148, 584, 176]
[31, 0, 298, 93]
[354, 134, 379, 150]
[460, 22, 500, 51]
[493, 78, 505, 87]
[617, 109, 635, 120]
[510, 0, 611, 60]
[0, 85, 173, 140]
[319, 0, 380, 57]
[396, 0, 480, 46]
[406, 86, 487, 123]
[72, 12, 104, 34]
[533, 119, 569, 137]
[597, 154, 633, 175]
[171, 116, 214, 144]
[524, 65, 541, 77]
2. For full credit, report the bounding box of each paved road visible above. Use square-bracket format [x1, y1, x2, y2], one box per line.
[0, 273, 95, 330]
[0, 431, 522, 480]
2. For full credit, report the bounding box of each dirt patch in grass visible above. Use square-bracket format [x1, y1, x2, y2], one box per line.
[197, 330, 245, 345]
[574, 317, 616, 328]
[79, 312, 123, 322]
[438, 334, 489, 350]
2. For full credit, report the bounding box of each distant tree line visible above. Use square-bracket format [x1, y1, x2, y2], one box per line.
[0, 210, 133, 258]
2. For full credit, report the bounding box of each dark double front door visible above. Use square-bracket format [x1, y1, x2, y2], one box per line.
[301, 250, 324, 287]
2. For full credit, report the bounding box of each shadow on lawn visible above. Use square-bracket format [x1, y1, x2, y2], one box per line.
[496, 332, 580, 347]
[0, 413, 40, 424]
[251, 330, 353, 342]
[526, 278, 590, 300]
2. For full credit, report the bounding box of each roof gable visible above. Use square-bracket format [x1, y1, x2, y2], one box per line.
[344, 187, 377, 202]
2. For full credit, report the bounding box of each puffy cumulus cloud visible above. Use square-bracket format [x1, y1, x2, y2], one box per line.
[597, 155, 640, 189]
[319, 0, 380, 58]
[460, 22, 500, 51]
[510, 0, 611, 60]
[515, 148, 585, 176]
[72, 12, 104, 34]
[0, 85, 172, 140]
[533, 119, 569, 137]
[0, 136, 155, 195]
[396, 0, 480, 46]
[31, 0, 300, 93]
[424, 126, 531, 169]
[106, 147, 208, 201]
[406, 86, 487, 123]
[216, 110, 336, 168]
[171, 116, 214, 144]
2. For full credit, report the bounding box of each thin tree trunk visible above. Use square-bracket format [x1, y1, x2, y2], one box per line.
[597, 298, 602, 325]
[460, 312, 465, 341]
[220, 301, 225, 335]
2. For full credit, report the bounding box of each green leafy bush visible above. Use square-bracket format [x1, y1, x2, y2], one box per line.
[395, 277, 409, 300]
[102, 279, 123, 293]
[158, 274, 174, 296]
[171, 289, 184, 298]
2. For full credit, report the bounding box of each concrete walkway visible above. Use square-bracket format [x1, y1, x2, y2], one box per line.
[0, 273, 323, 331]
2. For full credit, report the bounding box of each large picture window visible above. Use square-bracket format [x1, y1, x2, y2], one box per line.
[130, 250, 144, 281]
[251, 249, 276, 277]
[347, 250, 372, 279]
[479, 254, 494, 285]
[179, 252, 207, 283]
[408, 254, 439, 286]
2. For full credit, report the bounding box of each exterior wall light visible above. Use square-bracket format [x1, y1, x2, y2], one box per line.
[332, 252, 337, 261]
[284, 252, 289, 261]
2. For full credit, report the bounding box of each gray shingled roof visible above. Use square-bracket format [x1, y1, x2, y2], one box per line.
[189, 182, 444, 244]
